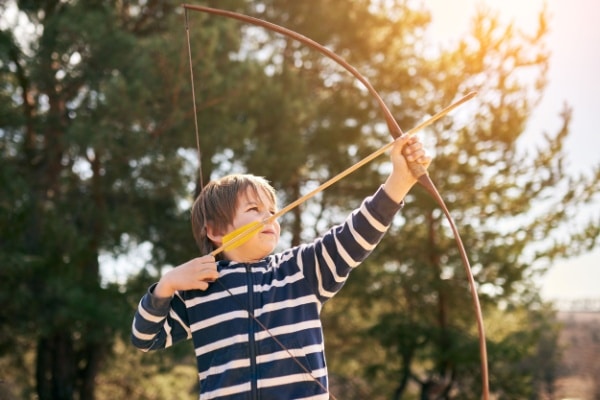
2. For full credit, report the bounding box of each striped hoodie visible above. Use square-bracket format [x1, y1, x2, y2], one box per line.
[131, 186, 403, 399]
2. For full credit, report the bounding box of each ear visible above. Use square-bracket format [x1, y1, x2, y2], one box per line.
[205, 223, 225, 246]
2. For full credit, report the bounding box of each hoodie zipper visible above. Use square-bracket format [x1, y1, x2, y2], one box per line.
[245, 264, 259, 400]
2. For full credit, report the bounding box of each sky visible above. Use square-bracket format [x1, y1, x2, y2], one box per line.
[427, 0, 600, 303]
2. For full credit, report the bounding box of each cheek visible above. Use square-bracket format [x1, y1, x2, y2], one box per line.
[274, 220, 281, 236]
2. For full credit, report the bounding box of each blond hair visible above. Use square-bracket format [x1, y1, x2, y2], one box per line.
[191, 174, 277, 257]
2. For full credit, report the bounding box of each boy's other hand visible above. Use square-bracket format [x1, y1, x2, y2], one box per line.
[154, 255, 219, 298]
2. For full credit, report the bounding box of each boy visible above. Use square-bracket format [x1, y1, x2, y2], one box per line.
[131, 135, 430, 399]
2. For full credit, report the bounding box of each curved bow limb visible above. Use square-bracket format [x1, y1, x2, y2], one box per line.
[183, 4, 489, 399]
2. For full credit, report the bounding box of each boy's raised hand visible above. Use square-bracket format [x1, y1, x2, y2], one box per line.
[383, 135, 432, 203]
[154, 255, 219, 298]
[399, 135, 432, 176]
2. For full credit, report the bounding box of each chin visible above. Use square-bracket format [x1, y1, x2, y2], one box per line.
[256, 247, 275, 259]
[236, 244, 270, 261]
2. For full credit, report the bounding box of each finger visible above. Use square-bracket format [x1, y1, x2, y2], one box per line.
[202, 254, 216, 263]
[204, 270, 219, 282]
[403, 148, 423, 162]
[195, 270, 218, 287]
[197, 268, 219, 282]
[391, 138, 410, 159]
[196, 255, 216, 265]
[193, 256, 217, 271]
[404, 135, 419, 146]
[418, 155, 431, 165]
[393, 135, 412, 150]
[401, 140, 420, 156]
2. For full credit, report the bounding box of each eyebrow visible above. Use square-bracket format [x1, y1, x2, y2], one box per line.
[239, 189, 277, 209]
[240, 197, 276, 212]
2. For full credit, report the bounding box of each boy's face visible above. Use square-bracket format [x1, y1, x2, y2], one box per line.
[222, 187, 280, 262]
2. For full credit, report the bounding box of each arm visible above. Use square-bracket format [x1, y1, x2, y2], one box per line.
[131, 255, 219, 351]
[131, 285, 189, 351]
[295, 135, 430, 301]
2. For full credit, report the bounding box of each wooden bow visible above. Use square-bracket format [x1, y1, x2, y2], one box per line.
[183, 5, 489, 399]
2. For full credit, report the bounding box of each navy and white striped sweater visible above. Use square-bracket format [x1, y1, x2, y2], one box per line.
[131, 187, 403, 399]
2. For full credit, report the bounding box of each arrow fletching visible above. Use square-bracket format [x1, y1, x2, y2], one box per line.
[211, 221, 265, 255]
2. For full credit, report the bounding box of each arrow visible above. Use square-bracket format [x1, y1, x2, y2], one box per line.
[210, 91, 477, 256]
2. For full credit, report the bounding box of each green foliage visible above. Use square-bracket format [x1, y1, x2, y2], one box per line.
[0, 0, 249, 398]
[96, 338, 198, 400]
[319, 4, 597, 398]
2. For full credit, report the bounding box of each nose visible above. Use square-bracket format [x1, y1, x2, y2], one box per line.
[260, 207, 277, 220]
[263, 216, 279, 230]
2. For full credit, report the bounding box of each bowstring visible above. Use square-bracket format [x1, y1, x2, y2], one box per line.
[185, 9, 203, 193]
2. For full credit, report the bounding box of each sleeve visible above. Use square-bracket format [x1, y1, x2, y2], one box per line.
[130, 284, 192, 351]
[296, 185, 404, 303]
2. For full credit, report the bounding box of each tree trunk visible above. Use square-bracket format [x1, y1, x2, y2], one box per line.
[428, 211, 452, 379]
[291, 176, 302, 247]
[36, 337, 52, 400]
[79, 344, 103, 400]
[36, 333, 76, 400]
